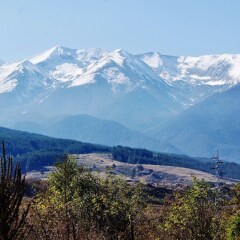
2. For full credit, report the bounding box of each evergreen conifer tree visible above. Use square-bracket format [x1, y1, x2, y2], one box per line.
[0, 142, 29, 240]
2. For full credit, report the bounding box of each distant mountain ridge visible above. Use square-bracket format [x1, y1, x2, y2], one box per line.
[13, 114, 181, 154]
[1, 46, 239, 111]
[139, 52, 240, 103]
[1, 46, 240, 162]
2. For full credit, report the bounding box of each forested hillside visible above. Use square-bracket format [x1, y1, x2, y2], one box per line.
[0, 126, 110, 171]
[112, 146, 240, 180]
[1, 126, 240, 179]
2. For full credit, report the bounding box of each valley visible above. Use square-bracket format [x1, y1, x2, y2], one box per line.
[2, 2, 240, 239]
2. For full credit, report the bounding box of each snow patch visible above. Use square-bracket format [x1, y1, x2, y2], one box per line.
[190, 75, 211, 80]
[140, 52, 163, 70]
[70, 74, 95, 87]
[0, 78, 17, 93]
[204, 80, 226, 86]
[50, 63, 84, 82]
[104, 68, 129, 85]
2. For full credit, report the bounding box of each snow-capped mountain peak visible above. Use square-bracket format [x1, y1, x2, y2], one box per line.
[68, 49, 133, 88]
[0, 58, 54, 95]
[139, 52, 240, 84]
[17, 59, 41, 72]
[1, 46, 240, 108]
[0, 60, 34, 83]
[75, 48, 107, 65]
[88, 48, 132, 69]
[139, 51, 240, 101]
[30, 45, 76, 65]
[29, 46, 108, 84]
[69, 48, 169, 92]
[106, 49, 128, 66]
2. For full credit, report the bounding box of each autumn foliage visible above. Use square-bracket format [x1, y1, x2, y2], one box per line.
[2, 145, 240, 239]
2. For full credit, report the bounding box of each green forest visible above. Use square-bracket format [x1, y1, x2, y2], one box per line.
[112, 146, 240, 180]
[1, 126, 240, 180]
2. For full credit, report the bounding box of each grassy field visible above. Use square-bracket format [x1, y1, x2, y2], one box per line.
[27, 153, 234, 186]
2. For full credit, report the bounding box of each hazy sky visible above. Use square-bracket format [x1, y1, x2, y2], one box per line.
[1, 0, 240, 61]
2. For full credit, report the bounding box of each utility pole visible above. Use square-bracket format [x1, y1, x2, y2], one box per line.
[210, 150, 223, 205]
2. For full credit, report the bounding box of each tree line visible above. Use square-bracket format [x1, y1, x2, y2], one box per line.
[112, 146, 240, 179]
[2, 126, 240, 179]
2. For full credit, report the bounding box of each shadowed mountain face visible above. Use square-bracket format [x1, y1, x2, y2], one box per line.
[149, 85, 240, 162]
[1, 46, 240, 162]
[13, 114, 181, 154]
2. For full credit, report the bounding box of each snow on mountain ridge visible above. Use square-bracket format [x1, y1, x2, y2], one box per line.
[1, 46, 240, 103]
[27, 46, 240, 93]
[69, 49, 134, 89]
[0, 58, 57, 96]
[178, 54, 240, 81]
[139, 52, 240, 85]
[138, 52, 240, 102]
[69, 48, 170, 93]
[30, 46, 107, 66]
[75, 48, 107, 67]
[30, 45, 77, 64]
[29, 46, 108, 85]
[0, 60, 33, 93]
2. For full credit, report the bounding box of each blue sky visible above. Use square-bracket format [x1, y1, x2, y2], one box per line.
[1, 0, 240, 61]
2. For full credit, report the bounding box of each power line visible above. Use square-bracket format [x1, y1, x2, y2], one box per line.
[210, 150, 223, 205]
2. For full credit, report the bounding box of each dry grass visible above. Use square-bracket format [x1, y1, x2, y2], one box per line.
[27, 153, 233, 186]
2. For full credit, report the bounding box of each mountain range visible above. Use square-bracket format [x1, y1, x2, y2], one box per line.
[13, 114, 180, 154]
[0, 46, 240, 162]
